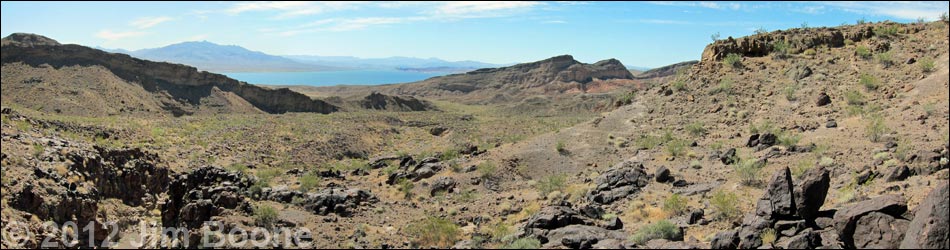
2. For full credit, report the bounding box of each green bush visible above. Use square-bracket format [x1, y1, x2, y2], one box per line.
[711, 78, 735, 95]
[734, 157, 766, 186]
[772, 40, 789, 59]
[666, 139, 689, 158]
[253, 204, 279, 229]
[856, 46, 872, 59]
[873, 25, 899, 38]
[859, 74, 880, 91]
[866, 114, 888, 143]
[919, 58, 936, 72]
[398, 178, 415, 199]
[686, 122, 706, 137]
[535, 174, 566, 197]
[406, 217, 460, 248]
[630, 220, 682, 245]
[783, 83, 799, 101]
[845, 90, 866, 106]
[672, 79, 687, 92]
[663, 194, 688, 216]
[504, 238, 541, 249]
[298, 173, 319, 192]
[710, 190, 741, 222]
[723, 53, 743, 68]
[876, 51, 894, 66]
[777, 132, 801, 148]
[478, 162, 497, 180]
[748, 120, 777, 135]
[636, 135, 663, 150]
[616, 91, 636, 106]
[556, 140, 567, 154]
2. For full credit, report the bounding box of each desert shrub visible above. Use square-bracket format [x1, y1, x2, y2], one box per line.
[857, 18, 867, 25]
[777, 132, 801, 148]
[226, 163, 249, 174]
[754, 26, 768, 35]
[783, 83, 799, 101]
[772, 40, 789, 59]
[748, 120, 777, 135]
[711, 78, 735, 95]
[535, 174, 566, 197]
[844, 39, 855, 46]
[710, 190, 741, 222]
[406, 217, 460, 248]
[919, 58, 936, 72]
[663, 194, 688, 216]
[556, 140, 567, 154]
[792, 159, 814, 178]
[630, 220, 682, 245]
[845, 90, 866, 106]
[666, 139, 689, 158]
[855, 46, 872, 59]
[256, 168, 281, 186]
[803, 48, 817, 56]
[672, 79, 687, 92]
[478, 162, 496, 180]
[440, 148, 460, 162]
[723, 53, 743, 68]
[941, 12, 949, 22]
[616, 91, 636, 106]
[874, 25, 899, 38]
[686, 122, 706, 137]
[761, 228, 778, 245]
[504, 238, 541, 249]
[876, 51, 894, 67]
[298, 173, 319, 192]
[488, 221, 512, 242]
[866, 113, 888, 143]
[397, 178, 415, 199]
[711, 32, 721, 42]
[801, 22, 809, 29]
[859, 74, 880, 91]
[636, 135, 663, 150]
[253, 204, 279, 229]
[734, 157, 766, 186]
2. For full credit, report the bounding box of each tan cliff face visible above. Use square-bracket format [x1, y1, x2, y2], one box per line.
[1, 33, 338, 116]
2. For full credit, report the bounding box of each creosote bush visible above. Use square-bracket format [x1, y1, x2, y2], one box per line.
[630, 220, 682, 244]
[406, 217, 460, 248]
[723, 53, 743, 68]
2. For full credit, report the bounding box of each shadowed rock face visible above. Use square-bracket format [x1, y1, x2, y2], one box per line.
[359, 92, 435, 112]
[1, 33, 338, 115]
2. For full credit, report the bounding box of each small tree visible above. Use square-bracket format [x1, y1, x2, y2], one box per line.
[711, 32, 721, 42]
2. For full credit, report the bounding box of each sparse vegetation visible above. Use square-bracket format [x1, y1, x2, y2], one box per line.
[754, 26, 768, 35]
[504, 238, 541, 249]
[535, 174, 566, 197]
[298, 173, 319, 192]
[865, 113, 888, 143]
[734, 157, 766, 186]
[253, 204, 279, 229]
[723, 53, 742, 68]
[783, 83, 799, 101]
[665, 139, 689, 158]
[663, 194, 688, 216]
[772, 40, 789, 59]
[761, 228, 777, 245]
[845, 90, 866, 106]
[616, 91, 637, 106]
[876, 51, 894, 67]
[406, 217, 460, 248]
[631, 220, 682, 245]
[873, 25, 900, 38]
[941, 12, 948, 22]
[856, 46, 872, 59]
[635, 134, 664, 150]
[712, 78, 735, 95]
[397, 178, 415, 199]
[711, 32, 721, 42]
[672, 79, 687, 92]
[710, 190, 741, 222]
[478, 162, 497, 180]
[686, 122, 706, 137]
[919, 58, 935, 72]
[555, 140, 567, 154]
[859, 74, 880, 91]
[777, 132, 801, 148]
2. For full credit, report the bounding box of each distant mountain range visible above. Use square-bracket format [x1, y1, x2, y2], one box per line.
[97, 41, 507, 73]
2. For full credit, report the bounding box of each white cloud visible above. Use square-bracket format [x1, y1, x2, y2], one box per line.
[271, 16, 431, 36]
[432, 1, 543, 17]
[226, 1, 368, 17]
[816, 1, 949, 21]
[647, 1, 743, 10]
[95, 30, 147, 41]
[129, 16, 174, 29]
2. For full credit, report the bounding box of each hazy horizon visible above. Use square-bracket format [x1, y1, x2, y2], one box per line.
[2, 1, 947, 68]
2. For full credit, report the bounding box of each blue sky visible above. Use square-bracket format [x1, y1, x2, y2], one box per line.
[2, 1, 948, 68]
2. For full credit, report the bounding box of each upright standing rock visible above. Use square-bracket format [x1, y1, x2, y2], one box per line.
[794, 167, 830, 221]
[763, 167, 796, 218]
[900, 184, 950, 249]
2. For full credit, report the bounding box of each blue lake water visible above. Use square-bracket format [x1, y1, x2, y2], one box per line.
[222, 70, 447, 87]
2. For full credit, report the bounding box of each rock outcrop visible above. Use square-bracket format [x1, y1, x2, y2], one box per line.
[586, 161, 650, 204]
[1, 33, 338, 116]
[359, 92, 435, 112]
[700, 23, 905, 62]
[634, 60, 698, 79]
[900, 183, 949, 249]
